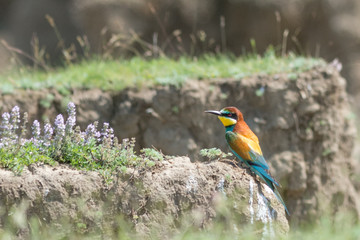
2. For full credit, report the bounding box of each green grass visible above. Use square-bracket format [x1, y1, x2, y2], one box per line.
[0, 52, 325, 92]
[1, 203, 359, 240]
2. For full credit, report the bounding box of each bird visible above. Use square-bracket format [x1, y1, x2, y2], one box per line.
[205, 106, 289, 215]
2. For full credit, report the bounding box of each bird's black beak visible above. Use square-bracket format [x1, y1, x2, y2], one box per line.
[205, 110, 222, 116]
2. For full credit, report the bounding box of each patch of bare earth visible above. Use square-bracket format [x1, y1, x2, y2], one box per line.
[0, 158, 288, 238]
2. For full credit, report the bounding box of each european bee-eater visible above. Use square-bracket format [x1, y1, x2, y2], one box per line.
[205, 106, 289, 215]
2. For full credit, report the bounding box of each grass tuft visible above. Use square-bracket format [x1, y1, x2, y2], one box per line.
[200, 148, 233, 160]
[0, 51, 325, 93]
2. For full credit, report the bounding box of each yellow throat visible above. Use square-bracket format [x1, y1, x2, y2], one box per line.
[218, 116, 237, 127]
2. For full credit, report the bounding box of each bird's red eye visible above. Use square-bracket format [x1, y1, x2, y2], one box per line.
[227, 113, 232, 117]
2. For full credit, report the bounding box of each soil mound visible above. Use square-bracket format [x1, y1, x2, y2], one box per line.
[0, 157, 289, 238]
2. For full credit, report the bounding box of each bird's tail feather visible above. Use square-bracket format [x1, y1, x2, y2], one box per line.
[273, 187, 290, 216]
[251, 165, 290, 216]
[251, 165, 280, 187]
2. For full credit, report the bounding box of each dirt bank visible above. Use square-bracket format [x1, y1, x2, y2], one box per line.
[0, 63, 358, 225]
[0, 157, 289, 238]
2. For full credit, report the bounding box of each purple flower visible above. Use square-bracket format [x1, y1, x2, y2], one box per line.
[1, 112, 10, 134]
[10, 106, 20, 131]
[0, 112, 14, 145]
[1, 109, 20, 147]
[101, 123, 110, 138]
[101, 122, 114, 145]
[31, 120, 41, 146]
[84, 123, 100, 144]
[65, 102, 76, 135]
[85, 123, 96, 137]
[43, 122, 53, 147]
[54, 114, 65, 145]
[32, 120, 41, 137]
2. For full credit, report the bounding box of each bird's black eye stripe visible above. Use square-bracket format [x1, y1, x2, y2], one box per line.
[222, 112, 237, 120]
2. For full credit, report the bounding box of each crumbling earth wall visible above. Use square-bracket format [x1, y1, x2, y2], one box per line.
[0, 158, 289, 238]
[0, 64, 358, 225]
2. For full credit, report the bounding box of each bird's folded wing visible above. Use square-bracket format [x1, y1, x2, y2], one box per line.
[248, 150, 269, 170]
[226, 131, 269, 169]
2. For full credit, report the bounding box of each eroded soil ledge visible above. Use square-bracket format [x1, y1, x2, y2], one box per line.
[0, 157, 289, 238]
[0, 63, 358, 226]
